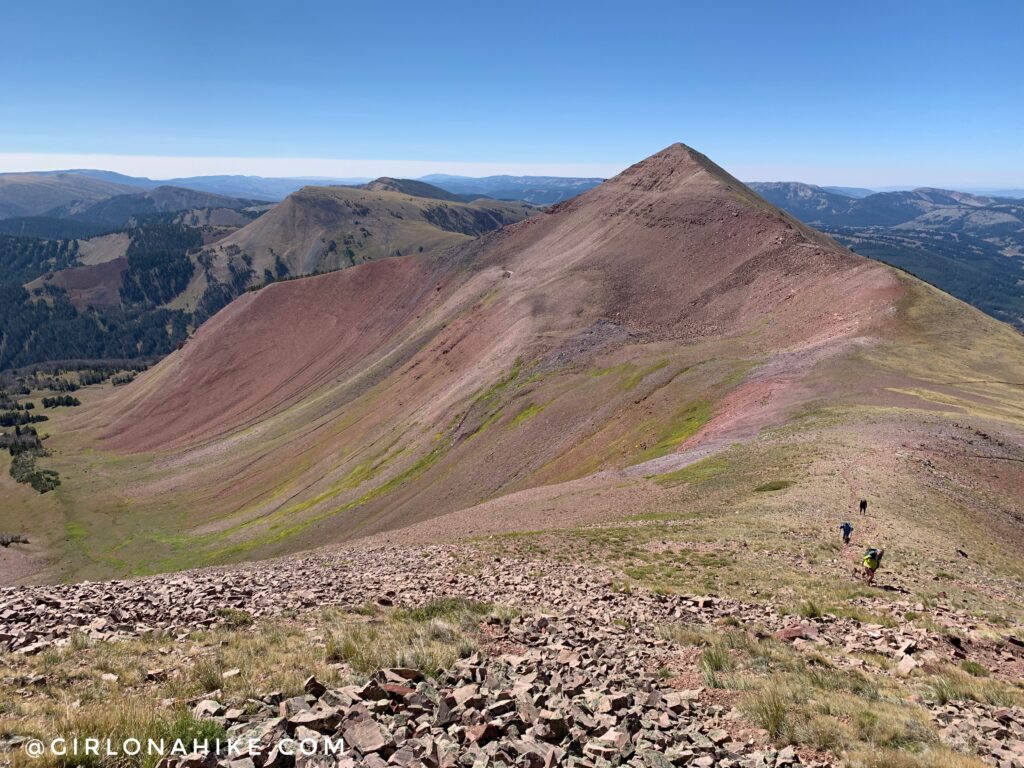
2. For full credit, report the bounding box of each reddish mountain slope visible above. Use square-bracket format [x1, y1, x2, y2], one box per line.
[100, 144, 899, 451]
[47, 143, 1023, 578]
[25, 256, 128, 308]
[103, 255, 441, 451]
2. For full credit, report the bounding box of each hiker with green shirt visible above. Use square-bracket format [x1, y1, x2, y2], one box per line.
[860, 547, 884, 584]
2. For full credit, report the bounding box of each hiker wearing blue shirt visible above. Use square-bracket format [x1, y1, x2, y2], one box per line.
[839, 521, 853, 545]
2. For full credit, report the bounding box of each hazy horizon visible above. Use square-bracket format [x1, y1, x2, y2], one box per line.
[2, 153, 1023, 193]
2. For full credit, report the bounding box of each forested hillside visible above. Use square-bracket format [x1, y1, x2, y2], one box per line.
[0, 235, 81, 283]
[0, 179, 537, 373]
[0, 284, 190, 371]
[0, 223, 203, 371]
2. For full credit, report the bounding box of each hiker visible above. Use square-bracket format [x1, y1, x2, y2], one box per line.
[839, 521, 853, 545]
[859, 498, 868, 515]
[861, 547, 884, 584]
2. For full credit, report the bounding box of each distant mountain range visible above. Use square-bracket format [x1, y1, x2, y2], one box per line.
[748, 181, 1024, 330]
[18, 169, 362, 202]
[0, 173, 137, 219]
[0, 169, 606, 209]
[419, 174, 604, 205]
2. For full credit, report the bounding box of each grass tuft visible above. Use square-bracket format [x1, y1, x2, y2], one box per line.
[959, 659, 989, 678]
[698, 646, 735, 688]
[744, 685, 795, 742]
[754, 480, 795, 492]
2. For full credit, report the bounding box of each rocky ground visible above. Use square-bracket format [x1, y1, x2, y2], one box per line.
[184, 613, 805, 768]
[2, 545, 1023, 767]
[935, 701, 1024, 767]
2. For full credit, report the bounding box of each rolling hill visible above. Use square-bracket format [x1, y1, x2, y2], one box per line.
[0, 172, 137, 219]
[360, 177, 469, 202]
[181, 182, 536, 311]
[48, 185, 266, 227]
[10, 143, 1021, 588]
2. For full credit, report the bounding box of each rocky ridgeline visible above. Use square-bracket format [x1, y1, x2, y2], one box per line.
[0, 545, 1009, 665]
[185, 611, 807, 768]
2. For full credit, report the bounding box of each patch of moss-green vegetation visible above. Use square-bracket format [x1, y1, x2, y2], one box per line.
[755, 480, 795, 492]
[338, 459, 381, 491]
[473, 359, 523, 409]
[219, 438, 453, 558]
[639, 400, 712, 461]
[470, 409, 504, 439]
[621, 359, 671, 390]
[462, 359, 529, 438]
[358, 441, 447, 504]
[653, 456, 730, 487]
[140, 433, 453, 574]
[510, 401, 549, 426]
[587, 359, 672, 392]
[587, 362, 625, 379]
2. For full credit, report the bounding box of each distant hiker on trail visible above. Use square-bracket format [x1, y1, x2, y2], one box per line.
[859, 499, 868, 515]
[856, 547, 884, 584]
[839, 521, 853, 545]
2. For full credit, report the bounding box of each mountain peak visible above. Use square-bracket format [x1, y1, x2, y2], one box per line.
[604, 142, 748, 195]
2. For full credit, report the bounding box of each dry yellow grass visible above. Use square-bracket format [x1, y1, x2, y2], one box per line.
[657, 622, 1020, 768]
[0, 599, 495, 768]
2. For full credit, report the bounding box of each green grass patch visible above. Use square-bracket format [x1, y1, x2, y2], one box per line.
[510, 401, 548, 426]
[959, 660, 989, 678]
[639, 400, 712, 461]
[395, 597, 492, 623]
[754, 480, 795, 492]
[698, 646, 735, 688]
[324, 598, 492, 677]
[653, 456, 729, 487]
[794, 600, 823, 619]
[214, 607, 254, 628]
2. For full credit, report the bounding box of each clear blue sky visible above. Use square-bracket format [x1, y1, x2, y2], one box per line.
[1, 0, 1021, 186]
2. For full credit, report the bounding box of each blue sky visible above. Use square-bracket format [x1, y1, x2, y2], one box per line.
[1, 0, 1021, 186]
